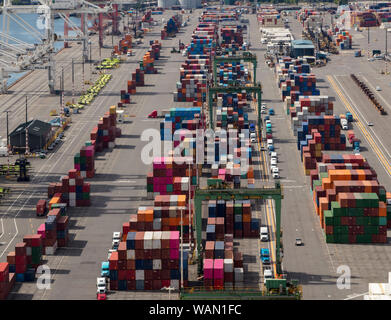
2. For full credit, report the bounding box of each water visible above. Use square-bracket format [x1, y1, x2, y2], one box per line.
[0, 13, 87, 86]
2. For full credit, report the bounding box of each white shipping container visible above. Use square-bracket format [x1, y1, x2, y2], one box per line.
[153, 259, 162, 270]
[136, 270, 145, 280]
[234, 267, 244, 282]
[170, 279, 179, 290]
[153, 218, 162, 230]
[144, 231, 153, 250]
[153, 231, 162, 249]
[127, 250, 135, 259]
[224, 259, 233, 272]
[69, 178, 76, 186]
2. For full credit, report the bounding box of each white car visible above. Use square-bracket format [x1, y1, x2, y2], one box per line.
[270, 165, 278, 173]
[263, 268, 273, 284]
[376, 86, 381, 91]
[97, 277, 107, 294]
[270, 158, 277, 166]
[261, 38, 267, 44]
[112, 239, 120, 249]
[251, 137, 257, 144]
[261, 109, 266, 114]
[270, 152, 278, 162]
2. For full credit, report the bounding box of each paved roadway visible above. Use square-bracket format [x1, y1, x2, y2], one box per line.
[263, 14, 391, 300]
[4, 10, 197, 300]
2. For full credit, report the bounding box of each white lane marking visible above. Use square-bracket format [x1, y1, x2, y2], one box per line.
[344, 292, 369, 300]
[117, 180, 136, 183]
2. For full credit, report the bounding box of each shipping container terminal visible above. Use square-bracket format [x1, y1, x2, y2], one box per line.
[0, 1, 390, 302]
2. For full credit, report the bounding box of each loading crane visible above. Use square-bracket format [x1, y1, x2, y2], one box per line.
[193, 183, 284, 276]
[213, 51, 258, 86]
[208, 83, 262, 130]
[0, 0, 112, 94]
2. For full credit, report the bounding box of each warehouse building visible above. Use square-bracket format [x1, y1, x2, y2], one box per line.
[291, 39, 315, 58]
[9, 119, 52, 152]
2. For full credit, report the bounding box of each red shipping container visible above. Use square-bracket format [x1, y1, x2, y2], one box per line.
[144, 270, 153, 281]
[126, 280, 135, 290]
[15, 243, 27, 256]
[110, 280, 118, 291]
[0, 263, 9, 282]
[153, 279, 162, 290]
[118, 270, 127, 280]
[15, 264, 26, 274]
[161, 269, 170, 280]
[15, 255, 27, 265]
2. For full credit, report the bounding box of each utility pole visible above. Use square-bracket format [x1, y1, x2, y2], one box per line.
[61, 67, 65, 117]
[25, 95, 28, 125]
[82, 58, 85, 93]
[386, 27, 388, 74]
[5, 111, 9, 147]
[368, 27, 370, 60]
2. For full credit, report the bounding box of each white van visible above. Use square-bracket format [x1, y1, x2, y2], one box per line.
[260, 227, 269, 241]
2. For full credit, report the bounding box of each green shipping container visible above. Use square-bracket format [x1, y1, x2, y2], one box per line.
[364, 226, 378, 234]
[325, 234, 335, 243]
[379, 188, 386, 202]
[312, 180, 321, 191]
[324, 210, 333, 225]
[337, 234, 349, 243]
[147, 184, 153, 192]
[191, 176, 197, 185]
[234, 203, 242, 214]
[74, 153, 80, 164]
[166, 184, 173, 193]
[334, 226, 349, 234]
[356, 234, 372, 243]
[82, 192, 90, 200]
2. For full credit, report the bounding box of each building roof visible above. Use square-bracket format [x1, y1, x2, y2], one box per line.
[292, 39, 315, 49]
[10, 119, 52, 137]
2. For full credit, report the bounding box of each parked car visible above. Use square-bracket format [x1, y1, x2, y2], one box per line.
[263, 267, 273, 284]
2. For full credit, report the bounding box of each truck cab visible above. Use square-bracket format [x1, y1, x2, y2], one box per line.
[260, 248, 270, 264]
[263, 267, 273, 284]
[96, 277, 107, 294]
[346, 112, 353, 122]
[101, 261, 110, 277]
[260, 227, 269, 242]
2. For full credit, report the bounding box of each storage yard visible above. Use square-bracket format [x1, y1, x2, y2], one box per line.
[0, 1, 390, 302]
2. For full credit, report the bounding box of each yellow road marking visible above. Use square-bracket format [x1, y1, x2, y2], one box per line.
[327, 75, 391, 176]
[254, 99, 278, 278]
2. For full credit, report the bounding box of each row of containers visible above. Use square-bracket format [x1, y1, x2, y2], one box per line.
[331, 30, 352, 50]
[114, 34, 133, 56]
[0, 105, 124, 299]
[161, 14, 182, 39]
[102, 12, 258, 292]
[274, 55, 391, 243]
[140, 41, 162, 74]
[3, 40, 163, 297]
[101, 24, 206, 290]
[119, 42, 162, 104]
[173, 22, 218, 104]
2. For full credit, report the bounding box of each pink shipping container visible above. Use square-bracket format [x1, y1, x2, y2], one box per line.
[169, 248, 179, 259]
[37, 224, 46, 239]
[204, 259, 214, 279]
[169, 231, 180, 248]
[213, 259, 224, 279]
